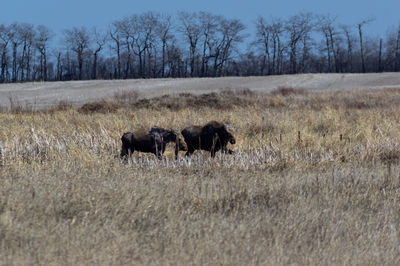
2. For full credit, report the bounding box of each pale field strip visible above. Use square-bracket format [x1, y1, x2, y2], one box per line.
[1, 73, 400, 109]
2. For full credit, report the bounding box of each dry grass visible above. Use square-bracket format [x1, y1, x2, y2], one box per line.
[1, 88, 400, 265]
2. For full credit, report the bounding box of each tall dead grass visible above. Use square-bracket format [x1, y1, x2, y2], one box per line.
[1, 88, 400, 265]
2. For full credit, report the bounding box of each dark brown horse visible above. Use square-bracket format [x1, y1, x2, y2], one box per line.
[181, 121, 236, 157]
[120, 127, 187, 160]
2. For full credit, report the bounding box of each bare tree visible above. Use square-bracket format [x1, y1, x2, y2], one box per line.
[137, 12, 158, 78]
[167, 44, 184, 77]
[357, 18, 374, 73]
[64, 27, 91, 80]
[8, 24, 21, 82]
[109, 21, 123, 79]
[198, 12, 220, 77]
[255, 17, 285, 75]
[113, 17, 134, 78]
[156, 13, 173, 78]
[392, 24, 400, 71]
[318, 15, 340, 72]
[15, 23, 35, 81]
[395, 25, 400, 71]
[56, 52, 62, 80]
[178, 11, 201, 77]
[0, 24, 11, 82]
[255, 17, 271, 75]
[122, 13, 157, 78]
[211, 17, 246, 76]
[384, 24, 400, 71]
[285, 13, 314, 74]
[35, 25, 52, 81]
[340, 25, 356, 72]
[378, 38, 383, 72]
[91, 28, 106, 79]
[270, 19, 285, 74]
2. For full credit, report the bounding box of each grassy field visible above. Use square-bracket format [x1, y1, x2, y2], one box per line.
[1, 87, 400, 265]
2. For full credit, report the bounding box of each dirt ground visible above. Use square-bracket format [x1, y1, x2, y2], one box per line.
[1, 72, 400, 109]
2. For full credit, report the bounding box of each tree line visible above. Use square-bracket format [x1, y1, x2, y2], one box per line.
[1, 11, 400, 83]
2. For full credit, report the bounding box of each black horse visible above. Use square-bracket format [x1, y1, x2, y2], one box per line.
[120, 127, 187, 161]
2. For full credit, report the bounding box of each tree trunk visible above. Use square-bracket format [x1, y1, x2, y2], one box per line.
[395, 26, 400, 71]
[43, 51, 47, 81]
[290, 43, 297, 74]
[116, 42, 121, 79]
[328, 30, 339, 73]
[378, 38, 383, 72]
[0, 46, 8, 82]
[125, 39, 131, 79]
[162, 40, 166, 78]
[93, 52, 98, 79]
[12, 43, 17, 82]
[358, 24, 366, 73]
[78, 51, 83, 80]
[57, 52, 62, 81]
[26, 46, 31, 81]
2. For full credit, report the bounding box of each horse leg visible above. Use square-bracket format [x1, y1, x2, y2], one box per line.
[210, 149, 216, 158]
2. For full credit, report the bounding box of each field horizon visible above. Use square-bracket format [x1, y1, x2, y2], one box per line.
[2, 72, 400, 110]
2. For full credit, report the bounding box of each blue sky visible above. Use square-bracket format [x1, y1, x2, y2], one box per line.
[1, 0, 399, 39]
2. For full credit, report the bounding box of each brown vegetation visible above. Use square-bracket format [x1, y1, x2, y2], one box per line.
[78, 89, 256, 113]
[1, 88, 400, 265]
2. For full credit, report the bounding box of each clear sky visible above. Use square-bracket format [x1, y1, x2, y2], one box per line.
[1, 0, 399, 40]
